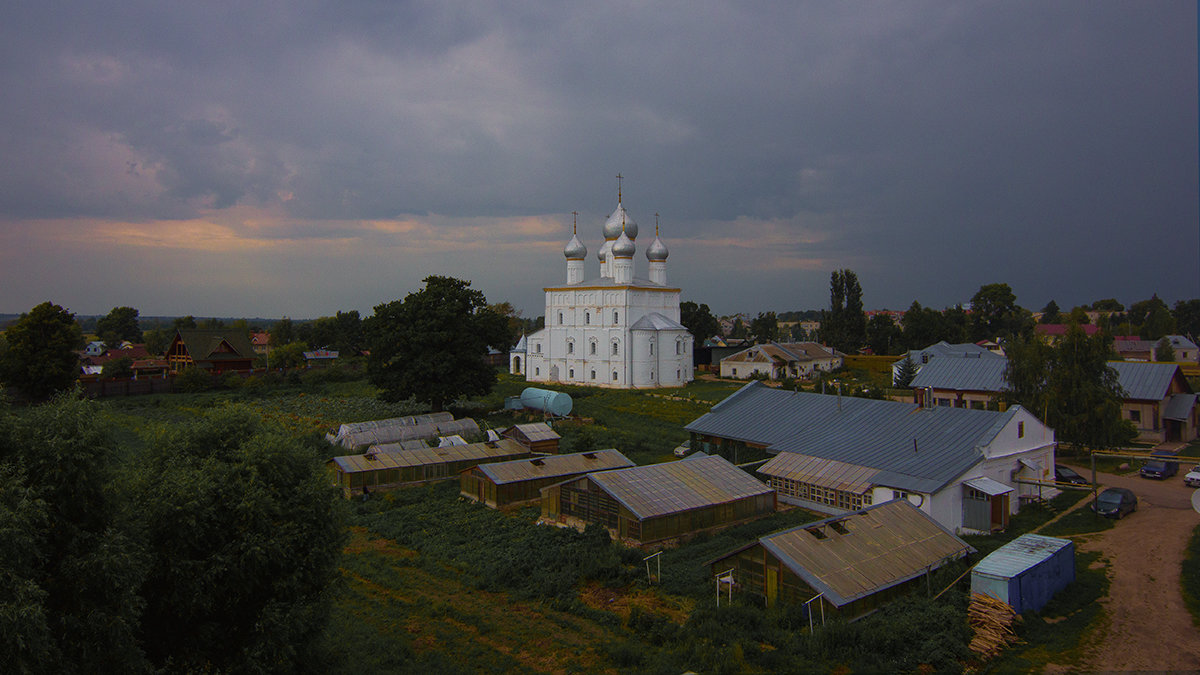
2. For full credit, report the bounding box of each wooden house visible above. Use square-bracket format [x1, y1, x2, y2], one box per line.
[166, 329, 256, 373]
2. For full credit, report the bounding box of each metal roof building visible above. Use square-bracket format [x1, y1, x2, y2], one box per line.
[502, 422, 562, 454]
[327, 438, 530, 497]
[971, 534, 1074, 613]
[541, 454, 776, 545]
[686, 382, 1057, 534]
[710, 500, 974, 618]
[461, 449, 634, 508]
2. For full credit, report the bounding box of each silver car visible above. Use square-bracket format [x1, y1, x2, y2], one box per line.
[1184, 465, 1200, 488]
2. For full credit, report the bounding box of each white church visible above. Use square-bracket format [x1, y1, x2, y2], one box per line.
[509, 185, 694, 389]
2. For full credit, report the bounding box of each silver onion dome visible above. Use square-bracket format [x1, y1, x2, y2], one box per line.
[612, 229, 635, 257]
[603, 204, 638, 240]
[646, 234, 668, 261]
[564, 233, 587, 260]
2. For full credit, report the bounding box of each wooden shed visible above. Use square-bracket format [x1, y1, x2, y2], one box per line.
[502, 422, 562, 454]
[708, 500, 973, 620]
[460, 449, 634, 508]
[327, 438, 530, 497]
[541, 454, 776, 545]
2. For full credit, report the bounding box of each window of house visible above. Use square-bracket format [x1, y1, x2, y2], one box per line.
[536, 343, 542, 354]
[1130, 410, 1141, 423]
[1018, 421, 1024, 438]
[893, 490, 908, 501]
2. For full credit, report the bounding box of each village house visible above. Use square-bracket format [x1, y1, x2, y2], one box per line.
[718, 342, 842, 380]
[165, 329, 256, 373]
[685, 382, 1056, 534]
[908, 356, 1199, 444]
[891, 341, 1002, 385]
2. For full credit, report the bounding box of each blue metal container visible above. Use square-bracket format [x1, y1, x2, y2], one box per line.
[518, 387, 573, 417]
[970, 533, 1074, 614]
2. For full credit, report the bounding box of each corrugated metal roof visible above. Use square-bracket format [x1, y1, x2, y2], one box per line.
[894, 341, 1001, 367]
[909, 355, 1009, 392]
[963, 476, 1013, 495]
[972, 533, 1072, 579]
[589, 454, 774, 520]
[1110, 361, 1182, 400]
[331, 438, 526, 473]
[687, 382, 1022, 493]
[474, 449, 634, 485]
[746, 500, 974, 607]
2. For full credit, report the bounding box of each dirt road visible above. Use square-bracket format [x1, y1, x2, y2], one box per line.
[1051, 465, 1200, 671]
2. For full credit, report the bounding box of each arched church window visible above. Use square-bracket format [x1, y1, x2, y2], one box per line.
[613, 311, 619, 324]
[590, 341, 596, 355]
[612, 341, 619, 356]
[590, 370, 596, 380]
[585, 312, 590, 325]
[612, 371, 618, 381]
[567, 341, 574, 354]
[569, 368, 574, 379]
[675, 340, 682, 355]
[649, 342, 654, 356]
[558, 311, 563, 324]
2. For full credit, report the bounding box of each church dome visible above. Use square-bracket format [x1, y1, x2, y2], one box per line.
[612, 229, 635, 258]
[603, 204, 638, 240]
[564, 233, 587, 260]
[646, 235, 669, 261]
[597, 239, 611, 262]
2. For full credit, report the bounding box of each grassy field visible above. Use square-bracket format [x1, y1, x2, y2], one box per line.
[83, 371, 1117, 673]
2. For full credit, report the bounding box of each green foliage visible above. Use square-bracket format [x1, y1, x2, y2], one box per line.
[96, 306, 143, 345]
[1182, 524, 1200, 628]
[101, 356, 134, 380]
[894, 355, 918, 388]
[173, 366, 213, 393]
[365, 275, 511, 410]
[866, 312, 901, 355]
[297, 310, 363, 354]
[1173, 299, 1200, 339]
[1004, 326, 1133, 450]
[1040, 300, 1062, 324]
[0, 301, 84, 401]
[821, 269, 866, 353]
[142, 327, 169, 356]
[749, 311, 779, 344]
[970, 282, 1030, 342]
[271, 316, 297, 347]
[681, 301, 722, 343]
[270, 341, 310, 369]
[127, 405, 346, 672]
[0, 395, 147, 671]
[1156, 336, 1176, 362]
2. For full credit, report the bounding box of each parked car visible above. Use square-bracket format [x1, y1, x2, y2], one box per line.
[1092, 487, 1137, 519]
[1055, 465, 1089, 485]
[673, 440, 693, 457]
[1184, 465, 1200, 488]
[1139, 449, 1180, 479]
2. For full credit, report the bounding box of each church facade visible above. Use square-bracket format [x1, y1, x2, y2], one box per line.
[510, 190, 694, 389]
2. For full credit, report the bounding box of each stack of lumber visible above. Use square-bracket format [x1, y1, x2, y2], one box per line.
[967, 592, 1019, 659]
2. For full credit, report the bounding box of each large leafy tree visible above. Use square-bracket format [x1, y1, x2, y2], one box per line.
[680, 301, 721, 344]
[1003, 324, 1132, 450]
[821, 269, 866, 352]
[1173, 299, 1200, 338]
[0, 301, 84, 401]
[749, 311, 779, 344]
[128, 406, 345, 672]
[969, 283, 1029, 342]
[365, 275, 510, 410]
[96, 306, 143, 345]
[300, 310, 364, 354]
[1039, 300, 1061, 324]
[0, 396, 146, 671]
[866, 313, 901, 355]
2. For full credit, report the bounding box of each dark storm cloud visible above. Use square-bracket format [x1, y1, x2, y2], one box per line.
[0, 1, 1194, 317]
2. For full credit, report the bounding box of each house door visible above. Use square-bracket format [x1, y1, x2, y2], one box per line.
[990, 494, 1009, 530]
[512, 356, 521, 374]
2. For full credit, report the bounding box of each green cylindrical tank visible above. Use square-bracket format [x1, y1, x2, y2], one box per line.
[519, 387, 573, 417]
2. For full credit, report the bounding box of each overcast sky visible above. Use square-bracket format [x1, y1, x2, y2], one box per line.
[1, 2, 1195, 320]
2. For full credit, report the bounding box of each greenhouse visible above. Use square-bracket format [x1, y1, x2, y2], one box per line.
[502, 422, 562, 454]
[326, 413, 480, 450]
[708, 500, 973, 619]
[460, 449, 634, 508]
[541, 455, 776, 545]
[328, 438, 529, 497]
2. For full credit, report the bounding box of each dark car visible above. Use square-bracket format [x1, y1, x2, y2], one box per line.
[1139, 449, 1180, 479]
[1055, 465, 1089, 485]
[1092, 487, 1137, 519]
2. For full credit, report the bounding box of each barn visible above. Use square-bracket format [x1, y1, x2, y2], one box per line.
[540, 454, 776, 545]
[709, 499, 974, 620]
[328, 438, 530, 497]
[460, 449, 634, 508]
